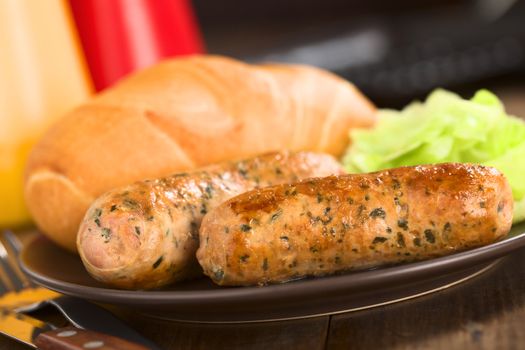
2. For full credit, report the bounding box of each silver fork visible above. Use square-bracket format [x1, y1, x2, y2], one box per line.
[0, 231, 161, 350]
[0, 231, 61, 312]
[1, 230, 40, 288]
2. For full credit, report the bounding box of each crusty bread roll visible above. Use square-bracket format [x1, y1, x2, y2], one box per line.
[24, 55, 376, 252]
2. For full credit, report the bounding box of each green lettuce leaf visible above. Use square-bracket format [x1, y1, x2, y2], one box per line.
[342, 89, 525, 222]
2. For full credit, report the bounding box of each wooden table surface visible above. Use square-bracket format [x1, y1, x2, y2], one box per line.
[2, 88, 525, 350]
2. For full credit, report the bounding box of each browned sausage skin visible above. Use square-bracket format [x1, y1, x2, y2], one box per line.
[197, 163, 513, 286]
[77, 151, 344, 289]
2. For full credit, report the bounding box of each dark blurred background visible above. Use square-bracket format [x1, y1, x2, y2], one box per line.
[192, 0, 525, 107]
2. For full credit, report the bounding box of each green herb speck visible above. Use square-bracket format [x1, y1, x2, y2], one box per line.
[238, 167, 248, 179]
[397, 219, 409, 231]
[101, 228, 111, 242]
[262, 258, 268, 271]
[240, 224, 252, 232]
[392, 179, 401, 189]
[122, 198, 139, 210]
[424, 229, 436, 243]
[152, 256, 163, 269]
[214, 269, 224, 280]
[372, 236, 388, 244]
[397, 232, 406, 247]
[369, 207, 386, 219]
[270, 210, 282, 223]
[204, 184, 213, 198]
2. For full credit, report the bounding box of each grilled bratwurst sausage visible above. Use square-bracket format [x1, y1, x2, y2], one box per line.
[197, 163, 513, 286]
[77, 151, 344, 289]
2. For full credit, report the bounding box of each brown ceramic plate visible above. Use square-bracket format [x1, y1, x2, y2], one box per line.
[20, 222, 525, 323]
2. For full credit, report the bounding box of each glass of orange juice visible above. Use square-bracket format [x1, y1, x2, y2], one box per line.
[0, 0, 92, 228]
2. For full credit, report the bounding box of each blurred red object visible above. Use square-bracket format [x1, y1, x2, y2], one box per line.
[69, 0, 204, 91]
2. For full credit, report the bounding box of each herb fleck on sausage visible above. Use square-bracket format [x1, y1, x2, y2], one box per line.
[262, 258, 269, 271]
[214, 269, 224, 281]
[369, 208, 386, 219]
[122, 198, 139, 210]
[270, 210, 283, 223]
[101, 228, 111, 242]
[372, 236, 388, 244]
[397, 233, 406, 247]
[240, 224, 252, 232]
[424, 229, 436, 243]
[152, 256, 163, 269]
[397, 219, 409, 231]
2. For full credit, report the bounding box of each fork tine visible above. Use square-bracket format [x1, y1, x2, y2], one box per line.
[0, 273, 7, 295]
[3, 230, 23, 255]
[2, 231, 36, 289]
[0, 238, 25, 291]
[1, 231, 35, 289]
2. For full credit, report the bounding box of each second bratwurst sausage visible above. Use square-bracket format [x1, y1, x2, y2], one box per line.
[77, 151, 344, 289]
[197, 163, 513, 286]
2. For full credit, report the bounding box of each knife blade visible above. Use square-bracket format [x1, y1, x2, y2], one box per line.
[0, 309, 53, 348]
[0, 283, 162, 349]
[0, 308, 150, 350]
[44, 295, 163, 350]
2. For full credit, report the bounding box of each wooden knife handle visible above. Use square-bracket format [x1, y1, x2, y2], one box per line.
[34, 326, 151, 350]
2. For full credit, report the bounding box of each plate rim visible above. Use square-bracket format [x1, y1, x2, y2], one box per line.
[139, 259, 501, 324]
[19, 228, 525, 305]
